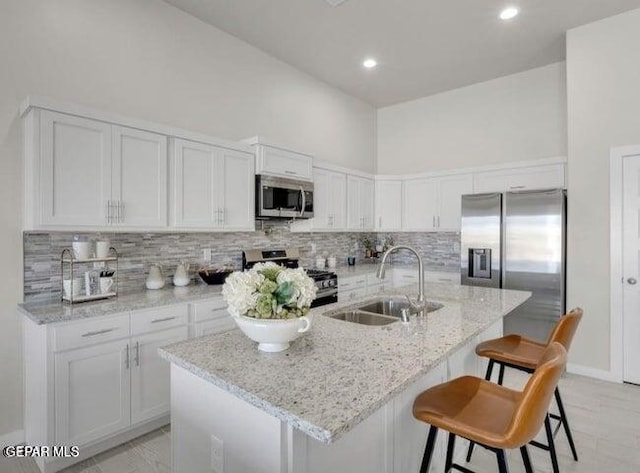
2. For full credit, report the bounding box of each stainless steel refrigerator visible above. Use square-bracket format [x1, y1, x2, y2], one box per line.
[461, 189, 566, 341]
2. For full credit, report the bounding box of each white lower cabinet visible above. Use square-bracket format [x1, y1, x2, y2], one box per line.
[24, 306, 190, 472]
[131, 326, 188, 425]
[189, 297, 236, 338]
[54, 340, 131, 445]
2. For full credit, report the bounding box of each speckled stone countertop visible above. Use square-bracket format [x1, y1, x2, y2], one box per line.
[18, 284, 224, 325]
[158, 283, 530, 444]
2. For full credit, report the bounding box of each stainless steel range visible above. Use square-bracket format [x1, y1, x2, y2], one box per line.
[242, 248, 338, 308]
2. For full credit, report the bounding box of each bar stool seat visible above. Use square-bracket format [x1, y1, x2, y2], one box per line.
[475, 335, 545, 370]
[413, 342, 567, 473]
[467, 308, 583, 473]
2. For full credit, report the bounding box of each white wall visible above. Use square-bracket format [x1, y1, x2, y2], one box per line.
[0, 0, 375, 437]
[376, 63, 567, 174]
[566, 8, 640, 373]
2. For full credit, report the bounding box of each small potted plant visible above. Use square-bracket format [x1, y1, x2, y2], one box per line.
[222, 262, 318, 352]
[360, 236, 374, 258]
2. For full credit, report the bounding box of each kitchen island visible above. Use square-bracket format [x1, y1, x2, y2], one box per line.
[159, 283, 530, 473]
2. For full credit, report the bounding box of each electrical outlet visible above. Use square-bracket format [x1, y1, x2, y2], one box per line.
[203, 248, 212, 262]
[210, 434, 224, 473]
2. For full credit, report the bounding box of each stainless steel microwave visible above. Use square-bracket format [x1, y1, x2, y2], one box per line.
[255, 175, 314, 219]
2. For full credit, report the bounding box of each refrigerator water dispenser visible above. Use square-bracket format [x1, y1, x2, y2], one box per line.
[469, 248, 491, 279]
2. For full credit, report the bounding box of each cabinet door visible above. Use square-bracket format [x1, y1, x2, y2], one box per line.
[40, 111, 112, 226]
[348, 176, 374, 230]
[219, 148, 254, 230]
[131, 326, 188, 425]
[375, 180, 403, 231]
[312, 168, 331, 229]
[329, 172, 347, 230]
[437, 174, 473, 231]
[172, 139, 216, 227]
[256, 145, 313, 180]
[54, 340, 130, 445]
[473, 163, 565, 193]
[360, 178, 374, 230]
[346, 175, 361, 230]
[112, 126, 167, 228]
[403, 178, 438, 231]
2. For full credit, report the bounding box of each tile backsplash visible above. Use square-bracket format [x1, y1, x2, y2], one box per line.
[23, 223, 460, 302]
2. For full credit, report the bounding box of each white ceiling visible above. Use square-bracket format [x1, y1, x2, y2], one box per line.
[164, 0, 640, 107]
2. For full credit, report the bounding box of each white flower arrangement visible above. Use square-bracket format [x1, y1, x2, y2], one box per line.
[222, 262, 318, 319]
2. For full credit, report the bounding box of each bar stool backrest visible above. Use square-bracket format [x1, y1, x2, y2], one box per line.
[504, 342, 567, 448]
[545, 308, 583, 351]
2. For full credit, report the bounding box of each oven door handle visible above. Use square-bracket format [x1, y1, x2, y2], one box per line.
[299, 187, 306, 218]
[317, 288, 338, 297]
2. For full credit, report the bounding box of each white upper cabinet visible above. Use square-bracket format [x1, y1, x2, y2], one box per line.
[112, 126, 168, 228]
[375, 180, 403, 231]
[437, 174, 473, 231]
[253, 143, 313, 181]
[402, 174, 472, 232]
[347, 176, 374, 230]
[40, 111, 112, 226]
[403, 178, 438, 231]
[473, 163, 565, 194]
[311, 168, 347, 230]
[34, 111, 168, 229]
[172, 139, 254, 230]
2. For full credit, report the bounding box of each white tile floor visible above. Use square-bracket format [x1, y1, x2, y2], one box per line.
[2, 372, 639, 472]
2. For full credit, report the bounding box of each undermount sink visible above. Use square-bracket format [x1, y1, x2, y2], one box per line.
[325, 296, 444, 326]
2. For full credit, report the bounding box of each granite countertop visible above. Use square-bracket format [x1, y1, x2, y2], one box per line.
[18, 264, 458, 325]
[158, 283, 530, 444]
[18, 283, 224, 325]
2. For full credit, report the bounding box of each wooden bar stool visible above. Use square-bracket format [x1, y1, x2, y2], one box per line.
[466, 308, 583, 473]
[413, 342, 567, 473]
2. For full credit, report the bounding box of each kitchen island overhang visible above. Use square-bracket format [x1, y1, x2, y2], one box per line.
[159, 283, 531, 473]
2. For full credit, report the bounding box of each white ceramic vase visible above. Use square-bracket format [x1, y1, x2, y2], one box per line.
[233, 314, 312, 352]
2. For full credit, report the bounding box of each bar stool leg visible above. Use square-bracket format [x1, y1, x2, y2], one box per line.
[496, 449, 510, 473]
[445, 433, 456, 472]
[420, 426, 439, 473]
[497, 363, 506, 386]
[554, 387, 578, 461]
[520, 445, 534, 473]
[466, 359, 497, 463]
[544, 414, 560, 473]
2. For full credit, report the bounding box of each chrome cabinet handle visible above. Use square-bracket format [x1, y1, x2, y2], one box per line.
[135, 341, 140, 367]
[432, 216, 435, 227]
[628, 278, 637, 285]
[509, 185, 526, 190]
[125, 343, 130, 369]
[106, 200, 111, 224]
[119, 201, 125, 223]
[82, 328, 116, 337]
[151, 316, 177, 324]
[220, 208, 225, 225]
[285, 170, 297, 175]
[437, 216, 440, 227]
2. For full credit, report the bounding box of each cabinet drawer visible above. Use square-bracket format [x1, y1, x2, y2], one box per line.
[190, 297, 228, 323]
[193, 317, 236, 338]
[131, 304, 188, 335]
[339, 276, 367, 291]
[53, 314, 130, 352]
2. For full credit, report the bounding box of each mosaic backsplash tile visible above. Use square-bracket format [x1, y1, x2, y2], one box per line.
[23, 222, 459, 302]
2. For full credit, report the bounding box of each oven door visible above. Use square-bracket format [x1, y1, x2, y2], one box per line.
[256, 175, 314, 219]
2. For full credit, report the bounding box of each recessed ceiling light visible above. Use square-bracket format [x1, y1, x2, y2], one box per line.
[363, 58, 377, 69]
[499, 7, 519, 20]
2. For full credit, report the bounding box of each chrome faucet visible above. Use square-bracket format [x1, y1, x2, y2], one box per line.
[376, 245, 426, 316]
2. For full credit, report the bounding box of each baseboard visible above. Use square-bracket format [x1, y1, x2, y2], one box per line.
[567, 363, 621, 383]
[0, 429, 25, 446]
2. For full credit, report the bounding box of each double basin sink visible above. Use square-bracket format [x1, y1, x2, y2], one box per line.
[326, 296, 444, 326]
